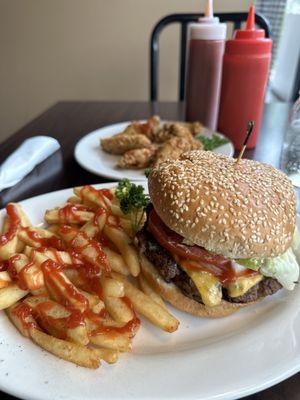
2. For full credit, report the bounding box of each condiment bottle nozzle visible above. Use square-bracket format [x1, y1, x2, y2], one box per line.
[205, 0, 213, 19]
[246, 5, 255, 30]
[199, 0, 219, 23]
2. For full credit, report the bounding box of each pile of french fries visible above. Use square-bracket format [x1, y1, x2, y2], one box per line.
[0, 185, 179, 369]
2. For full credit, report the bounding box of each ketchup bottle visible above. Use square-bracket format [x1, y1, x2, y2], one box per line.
[217, 5, 272, 150]
[185, 0, 226, 130]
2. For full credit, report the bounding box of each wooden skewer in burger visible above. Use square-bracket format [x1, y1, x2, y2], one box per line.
[235, 120, 254, 165]
[137, 122, 299, 317]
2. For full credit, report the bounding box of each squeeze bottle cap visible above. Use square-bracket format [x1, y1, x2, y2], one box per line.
[189, 0, 226, 40]
[225, 4, 272, 55]
[234, 5, 265, 39]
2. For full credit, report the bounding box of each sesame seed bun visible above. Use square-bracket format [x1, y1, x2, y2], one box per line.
[140, 254, 251, 317]
[148, 150, 296, 259]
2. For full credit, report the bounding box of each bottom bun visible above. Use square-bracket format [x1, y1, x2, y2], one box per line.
[139, 253, 255, 318]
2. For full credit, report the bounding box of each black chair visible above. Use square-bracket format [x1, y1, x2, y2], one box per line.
[150, 12, 271, 102]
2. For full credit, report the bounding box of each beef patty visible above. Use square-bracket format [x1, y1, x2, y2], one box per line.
[137, 227, 282, 304]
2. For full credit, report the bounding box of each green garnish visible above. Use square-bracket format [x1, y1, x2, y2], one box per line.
[115, 179, 150, 237]
[144, 167, 152, 178]
[197, 134, 229, 151]
[236, 258, 261, 271]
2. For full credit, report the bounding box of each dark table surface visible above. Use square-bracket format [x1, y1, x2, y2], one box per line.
[0, 101, 298, 400]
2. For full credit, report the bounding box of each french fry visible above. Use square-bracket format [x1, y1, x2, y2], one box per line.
[103, 247, 129, 275]
[67, 196, 82, 204]
[0, 220, 19, 260]
[58, 228, 109, 273]
[91, 300, 105, 314]
[23, 295, 49, 306]
[74, 186, 111, 210]
[101, 277, 124, 298]
[42, 261, 89, 312]
[110, 203, 127, 218]
[29, 327, 100, 369]
[47, 224, 60, 234]
[104, 296, 134, 324]
[45, 206, 94, 225]
[13, 203, 32, 253]
[118, 218, 133, 237]
[24, 296, 89, 345]
[80, 221, 98, 239]
[0, 271, 12, 288]
[80, 209, 107, 239]
[64, 268, 86, 287]
[0, 284, 28, 310]
[9, 253, 45, 292]
[23, 245, 34, 257]
[13, 203, 32, 228]
[86, 314, 126, 330]
[18, 227, 62, 249]
[93, 348, 119, 364]
[138, 273, 167, 309]
[89, 331, 132, 352]
[0, 203, 31, 259]
[6, 301, 37, 337]
[112, 273, 179, 333]
[104, 225, 140, 276]
[1, 216, 10, 233]
[30, 248, 83, 268]
[78, 289, 105, 314]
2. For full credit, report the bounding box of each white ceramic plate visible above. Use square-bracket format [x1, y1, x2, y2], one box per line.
[74, 121, 235, 181]
[0, 183, 299, 400]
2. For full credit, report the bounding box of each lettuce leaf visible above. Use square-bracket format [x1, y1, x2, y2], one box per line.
[235, 258, 261, 271]
[292, 227, 300, 262]
[260, 247, 299, 290]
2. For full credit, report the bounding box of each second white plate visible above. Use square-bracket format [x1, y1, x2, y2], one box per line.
[74, 121, 234, 181]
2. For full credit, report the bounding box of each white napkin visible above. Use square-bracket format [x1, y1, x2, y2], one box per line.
[0, 136, 60, 191]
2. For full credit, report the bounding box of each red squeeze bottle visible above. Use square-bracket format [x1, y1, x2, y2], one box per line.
[217, 5, 272, 149]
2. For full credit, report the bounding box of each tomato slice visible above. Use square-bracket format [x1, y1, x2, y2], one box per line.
[148, 210, 229, 267]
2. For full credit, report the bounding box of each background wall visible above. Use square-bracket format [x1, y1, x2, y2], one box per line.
[0, 0, 251, 144]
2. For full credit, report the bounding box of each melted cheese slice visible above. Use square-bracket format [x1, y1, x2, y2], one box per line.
[180, 261, 222, 307]
[227, 274, 263, 298]
[179, 259, 263, 305]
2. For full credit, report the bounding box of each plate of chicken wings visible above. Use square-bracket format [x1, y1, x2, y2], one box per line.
[74, 116, 234, 181]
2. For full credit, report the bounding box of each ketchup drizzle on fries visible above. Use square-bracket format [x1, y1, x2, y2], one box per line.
[0, 261, 8, 271]
[79, 186, 113, 207]
[93, 207, 107, 225]
[99, 188, 113, 201]
[22, 227, 64, 250]
[17, 262, 35, 290]
[90, 316, 140, 337]
[7, 255, 21, 281]
[35, 301, 85, 332]
[42, 260, 89, 310]
[12, 302, 39, 330]
[0, 204, 20, 245]
[90, 296, 140, 337]
[58, 204, 92, 223]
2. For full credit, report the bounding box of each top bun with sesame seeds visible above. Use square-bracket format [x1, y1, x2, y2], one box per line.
[148, 150, 296, 259]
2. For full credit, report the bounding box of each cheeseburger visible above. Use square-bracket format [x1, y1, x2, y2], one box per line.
[138, 150, 299, 317]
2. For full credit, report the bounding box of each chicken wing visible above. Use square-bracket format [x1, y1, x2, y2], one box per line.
[123, 116, 161, 138]
[153, 135, 202, 167]
[100, 133, 152, 155]
[184, 121, 203, 136]
[117, 146, 157, 169]
[150, 122, 198, 143]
